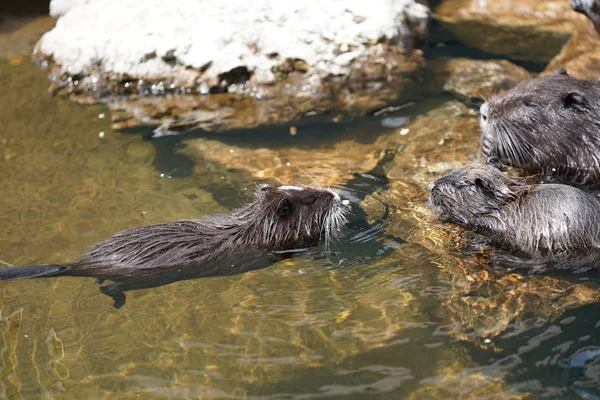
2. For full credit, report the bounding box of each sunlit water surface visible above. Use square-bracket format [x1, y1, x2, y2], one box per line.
[1, 22, 600, 400]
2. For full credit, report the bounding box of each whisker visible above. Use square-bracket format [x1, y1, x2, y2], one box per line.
[0, 259, 13, 267]
[296, 166, 323, 189]
[292, 179, 306, 188]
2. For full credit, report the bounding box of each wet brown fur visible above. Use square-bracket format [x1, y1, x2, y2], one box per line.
[0, 185, 349, 307]
[480, 69, 600, 184]
[429, 165, 600, 255]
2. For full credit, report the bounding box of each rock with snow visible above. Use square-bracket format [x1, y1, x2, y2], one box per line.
[35, 0, 430, 134]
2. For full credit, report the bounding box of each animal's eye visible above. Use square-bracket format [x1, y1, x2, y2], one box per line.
[276, 198, 293, 219]
[563, 91, 586, 110]
[485, 156, 503, 171]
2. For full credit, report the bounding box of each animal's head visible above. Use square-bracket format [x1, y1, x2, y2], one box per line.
[428, 164, 523, 228]
[479, 69, 600, 182]
[240, 185, 350, 249]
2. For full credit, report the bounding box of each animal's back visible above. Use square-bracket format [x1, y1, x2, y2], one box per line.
[508, 184, 600, 253]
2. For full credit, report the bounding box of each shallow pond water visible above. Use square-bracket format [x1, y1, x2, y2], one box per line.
[2, 14, 600, 400]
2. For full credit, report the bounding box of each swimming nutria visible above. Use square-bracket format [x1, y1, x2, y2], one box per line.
[1, 185, 350, 308]
[572, 0, 600, 34]
[428, 164, 600, 255]
[480, 69, 600, 184]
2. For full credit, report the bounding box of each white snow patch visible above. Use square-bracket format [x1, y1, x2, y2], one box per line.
[37, 0, 430, 84]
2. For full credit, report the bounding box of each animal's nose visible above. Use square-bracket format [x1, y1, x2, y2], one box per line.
[480, 102, 488, 122]
[427, 183, 435, 192]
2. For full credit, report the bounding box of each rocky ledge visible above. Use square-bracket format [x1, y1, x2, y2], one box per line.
[434, 0, 600, 80]
[35, 0, 430, 135]
[435, 0, 589, 62]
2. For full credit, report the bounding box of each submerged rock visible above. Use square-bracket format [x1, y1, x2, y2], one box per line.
[435, 0, 588, 62]
[177, 100, 479, 195]
[34, 0, 430, 134]
[384, 101, 481, 185]
[107, 51, 425, 135]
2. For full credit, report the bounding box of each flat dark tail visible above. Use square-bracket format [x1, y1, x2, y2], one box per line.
[0, 265, 67, 281]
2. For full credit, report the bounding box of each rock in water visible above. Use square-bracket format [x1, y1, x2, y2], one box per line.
[34, 0, 430, 134]
[40, 0, 428, 85]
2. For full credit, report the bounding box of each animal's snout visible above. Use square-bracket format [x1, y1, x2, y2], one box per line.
[427, 182, 435, 192]
[334, 189, 359, 206]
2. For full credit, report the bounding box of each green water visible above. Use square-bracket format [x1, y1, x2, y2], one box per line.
[0, 57, 432, 399]
[1, 15, 600, 400]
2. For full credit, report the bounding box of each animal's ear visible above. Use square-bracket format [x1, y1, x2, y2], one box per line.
[276, 198, 293, 219]
[552, 68, 569, 76]
[563, 91, 587, 110]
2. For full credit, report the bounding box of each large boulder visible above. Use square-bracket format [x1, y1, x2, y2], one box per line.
[35, 0, 430, 134]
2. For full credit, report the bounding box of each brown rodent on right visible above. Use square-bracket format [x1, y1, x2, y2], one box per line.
[480, 69, 600, 185]
[429, 163, 600, 256]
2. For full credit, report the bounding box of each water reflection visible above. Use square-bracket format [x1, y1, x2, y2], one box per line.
[468, 302, 600, 399]
[3, 46, 600, 399]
